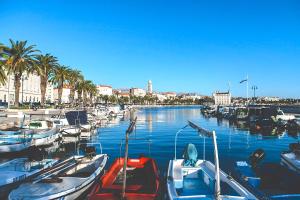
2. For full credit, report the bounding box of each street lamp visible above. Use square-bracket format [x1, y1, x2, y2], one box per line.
[251, 85, 258, 100]
[21, 75, 28, 104]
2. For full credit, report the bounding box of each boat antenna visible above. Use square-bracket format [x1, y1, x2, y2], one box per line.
[122, 117, 137, 199]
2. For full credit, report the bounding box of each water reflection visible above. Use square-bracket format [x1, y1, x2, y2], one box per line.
[1, 106, 299, 182]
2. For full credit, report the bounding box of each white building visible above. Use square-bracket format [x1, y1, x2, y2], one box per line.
[53, 85, 78, 104]
[147, 80, 153, 94]
[162, 92, 177, 99]
[213, 91, 231, 105]
[0, 73, 42, 105]
[154, 93, 167, 102]
[261, 96, 280, 102]
[97, 85, 113, 96]
[45, 82, 54, 103]
[130, 88, 146, 97]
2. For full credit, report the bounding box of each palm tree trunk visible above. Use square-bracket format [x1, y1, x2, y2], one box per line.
[58, 80, 63, 104]
[69, 87, 75, 104]
[40, 76, 47, 107]
[14, 74, 21, 107]
[77, 89, 82, 102]
[83, 92, 87, 105]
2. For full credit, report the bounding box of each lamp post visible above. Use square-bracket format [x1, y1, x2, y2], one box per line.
[251, 85, 258, 100]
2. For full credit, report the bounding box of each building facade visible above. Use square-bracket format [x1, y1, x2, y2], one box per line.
[130, 88, 146, 97]
[53, 85, 78, 104]
[0, 73, 42, 105]
[213, 91, 231, 105]
[162, 92, 177, 99]
[97, 85, 113, 96]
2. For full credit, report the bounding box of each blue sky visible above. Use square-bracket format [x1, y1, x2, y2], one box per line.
[1, 0, 300, 98]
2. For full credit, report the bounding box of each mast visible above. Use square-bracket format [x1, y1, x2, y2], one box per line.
[213, 131, 221, 200]
[122, 117, 137, 199]
[246, 74, 249, 104]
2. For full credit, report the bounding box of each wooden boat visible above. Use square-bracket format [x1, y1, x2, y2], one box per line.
[0, 129, 33, 153]
[167, 121, 257, 200]
[88, 157, 160, 200]
[88, 117, 160, 200]
[26, 120, 61, 147]
[0, 157, 58, 198]
[9, 150, 108, 200]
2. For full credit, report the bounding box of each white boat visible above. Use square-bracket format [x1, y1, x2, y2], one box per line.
[9, 150, 108, 200]
[50, 115, 81, 143]
[167, 121, 257, 200]
[276, 108, 295, 121]
[0, 129, 34, 153]
[281, 143, 300, 174]
[0, 157, 58, 198]
[26, 120, 61, 147]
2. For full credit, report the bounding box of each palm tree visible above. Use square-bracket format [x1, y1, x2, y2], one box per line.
[50, 65, 71, 104]
[3, 40, 39, 106]
[67, 69, 83, 105]
[34, 53, 58, 107]
[80, 80, 94, 105]
[0, 42, 8, 85]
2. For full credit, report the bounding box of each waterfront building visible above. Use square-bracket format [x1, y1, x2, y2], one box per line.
[260, 96, 280, 102]
[147, 80, 153, 94]
[213, 91, 231, 105]
[0, 72, 42, 105]
[97, 85, 113, 96]
[45, 82, 54, 103]
[53, 84, 77, 103]
[130, 88, 146, 97]
[162, 92, 177, 99]
[154, 93, 167, 102]
[180, 93, 203, 101]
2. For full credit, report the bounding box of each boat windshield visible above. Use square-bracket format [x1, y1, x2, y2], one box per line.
[29, 122, 42, 128]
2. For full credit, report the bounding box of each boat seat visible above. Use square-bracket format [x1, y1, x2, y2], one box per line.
[172, 160, 183, 189]
[104, 184, 142, 192]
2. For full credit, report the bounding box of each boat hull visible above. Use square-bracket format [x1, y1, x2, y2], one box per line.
[88, 157, 160, 200]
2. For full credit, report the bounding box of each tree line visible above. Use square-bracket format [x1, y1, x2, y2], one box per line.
[0, 39, 97, 107]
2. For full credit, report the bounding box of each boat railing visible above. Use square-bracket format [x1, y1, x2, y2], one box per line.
[173, 121, 221, 200]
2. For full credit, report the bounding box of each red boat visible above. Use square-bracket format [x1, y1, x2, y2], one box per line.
[88, 157, 160, 200]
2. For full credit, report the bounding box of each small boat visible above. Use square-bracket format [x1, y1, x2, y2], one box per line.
[89, 157, 160, 200]
[9, 147, 108, 200]
[26, 120, 61, 147]
[0, 130, 33, 153]
[235, 149, 300, 199]
[0, 154, 58, 198]
[235, 107, 249, 121]
[167, 121, 257, 200]
[276, 108, 295, 121]
[281, 143, 300, 174]
[88, 117, 160, 200]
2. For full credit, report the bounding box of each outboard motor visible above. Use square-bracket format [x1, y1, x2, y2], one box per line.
[182, 143, 198, 167]
[289, 143, 300, 155]
[28, 146, 47, 161]
[249, 149, 265, 168]
[85, 146, 96, 158]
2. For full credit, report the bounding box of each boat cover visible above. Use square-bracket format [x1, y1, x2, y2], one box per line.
[65, 111, 88, 125]
[182, 143, 198, 167]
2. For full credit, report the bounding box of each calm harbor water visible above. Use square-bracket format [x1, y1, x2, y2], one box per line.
[1, 105, 300, 199]
[90, 106, 299, 174]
